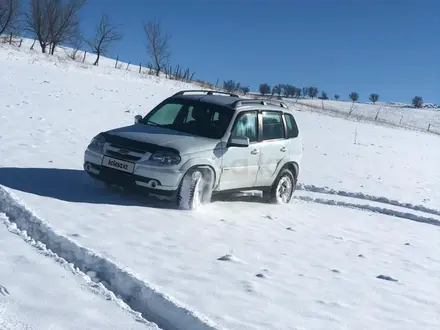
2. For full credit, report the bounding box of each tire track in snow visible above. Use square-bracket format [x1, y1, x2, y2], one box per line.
[297, 183, 440, 217]
[0, 186, 220, 330]
[294, 194, 440, 227]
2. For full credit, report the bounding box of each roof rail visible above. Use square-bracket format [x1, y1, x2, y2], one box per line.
[172, 90, 239, 98]
[231, 99, 289, 109]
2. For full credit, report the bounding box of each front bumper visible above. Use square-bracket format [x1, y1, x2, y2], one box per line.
[83, 149, 183, 197]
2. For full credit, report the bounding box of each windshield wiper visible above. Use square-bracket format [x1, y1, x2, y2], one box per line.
[145, 120, 162, 127]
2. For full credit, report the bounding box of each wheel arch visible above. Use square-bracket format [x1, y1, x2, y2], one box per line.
[273, 158, 299, 181]
[180, 164, 217, 189]
[179, 158, 220, 186]
[284, 161, 299, 179]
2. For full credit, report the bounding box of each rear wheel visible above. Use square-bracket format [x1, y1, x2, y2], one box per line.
[177, 167, 214, 210]
[265, 168, 296, 204]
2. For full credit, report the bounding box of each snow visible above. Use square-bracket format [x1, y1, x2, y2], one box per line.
[289, 98, 440, 134]
[0, 214, 158, 330]
[1, 40, 440, 330]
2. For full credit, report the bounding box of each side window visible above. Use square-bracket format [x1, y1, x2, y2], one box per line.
[231, 111, 258, 143]
[147, 103, 183, 125]
[261, 112, 284, 140]
[284, 113, 299, 138]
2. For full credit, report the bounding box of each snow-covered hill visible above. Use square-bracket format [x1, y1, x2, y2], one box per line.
[1, 40, 440, 330]
[246, 92, 440, 135]
[286, 98, 440, 134]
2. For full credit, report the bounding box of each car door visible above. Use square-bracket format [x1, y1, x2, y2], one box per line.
[254, 110, 288, 187]
[284, 112, 302, 160]
[218, 110, 261, 191]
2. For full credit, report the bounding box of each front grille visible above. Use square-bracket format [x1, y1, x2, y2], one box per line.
[108, 143, 145, 154]
[106, 149, 142, 162]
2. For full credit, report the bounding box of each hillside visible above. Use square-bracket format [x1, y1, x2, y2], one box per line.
[245, 93, 440, 135]
[1, 40, 440, 330]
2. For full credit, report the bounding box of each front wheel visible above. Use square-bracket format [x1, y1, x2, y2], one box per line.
[177, 167, 214, 210]
[265, 168, 297, 204]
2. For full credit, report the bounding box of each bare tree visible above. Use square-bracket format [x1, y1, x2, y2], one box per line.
[47, 0, 86, 55]
[223, 80, 240, 93]
[259, 83, 271, 96]
[302, 87, 308, 98]
[318, 91, 328, 100]
[348, 92, 359, 116]
[143, 18, 170, 76]
[294, 87, 301, 101]
[369, 93, 379, 104]
[24, 0, 50, 53]
[86, 14, 122, 66]
[239, 86, 250, 95]
[0, 0, 21, 36]
[307, 87, 318, 99]
[412, 96, 423, 108]
[24, 0, 85, 54]
[283, 84, 295, 98]
[349, 92, 359, 102]
[272, 84, 282, 96]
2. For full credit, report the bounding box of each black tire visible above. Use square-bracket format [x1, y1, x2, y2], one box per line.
[177, 168, 213, 210]
[265, 168, 297, 204]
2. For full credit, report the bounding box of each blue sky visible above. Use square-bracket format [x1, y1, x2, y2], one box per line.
[78, 0, 439, 104]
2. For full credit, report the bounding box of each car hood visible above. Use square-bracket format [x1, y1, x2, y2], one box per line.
[103, 124, 221, 154]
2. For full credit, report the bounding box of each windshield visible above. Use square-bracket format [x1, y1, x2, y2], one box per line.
[140, 99, 234, 139]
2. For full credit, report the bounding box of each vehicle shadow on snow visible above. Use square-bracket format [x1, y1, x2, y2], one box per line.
[0, 167, 173, 209]
[0, 167, 271, 208]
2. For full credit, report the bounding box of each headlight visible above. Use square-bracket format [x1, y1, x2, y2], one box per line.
[88, 134, 105, 153]
[148, 151, 181, 165]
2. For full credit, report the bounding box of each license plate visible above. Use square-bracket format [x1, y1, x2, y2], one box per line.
[102, 156, 135, 173]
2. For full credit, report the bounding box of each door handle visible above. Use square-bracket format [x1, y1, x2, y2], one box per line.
[280, 147, 287, 152]
[251, 149, 259, 155]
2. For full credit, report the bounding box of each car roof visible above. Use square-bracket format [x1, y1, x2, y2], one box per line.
[169, 90, 291, 112]
[172, 94, 244, 108]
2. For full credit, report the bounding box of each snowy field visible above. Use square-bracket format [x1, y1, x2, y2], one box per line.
[0, 214, 158, 330]
[291, 98, 440, 134]
[1, 42, 440, 330]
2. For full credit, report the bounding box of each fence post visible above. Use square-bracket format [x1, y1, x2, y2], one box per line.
[115, 55, 119, 68]
[126, 62, 130, 70]
[399, 114, 403, 125]
[428, 124, 431, 132]
[82, 51, 87, 63]
[139, 63, 142, 73]
[375, 105, 382, 121]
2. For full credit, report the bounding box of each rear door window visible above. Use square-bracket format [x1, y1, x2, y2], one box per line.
[284, 113, 299, 138]
[261, 111, 284, 141]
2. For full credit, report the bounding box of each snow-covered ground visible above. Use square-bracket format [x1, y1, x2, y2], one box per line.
[291, 98, 440, 134]
[0, 213, 158, 330]
[1, 41, 440, 330]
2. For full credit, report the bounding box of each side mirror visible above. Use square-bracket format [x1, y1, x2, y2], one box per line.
[228, 136, 249, 148]
[134, 115, 142, 124]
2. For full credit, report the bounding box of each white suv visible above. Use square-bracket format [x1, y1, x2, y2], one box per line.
[83, 90, 303, 210]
